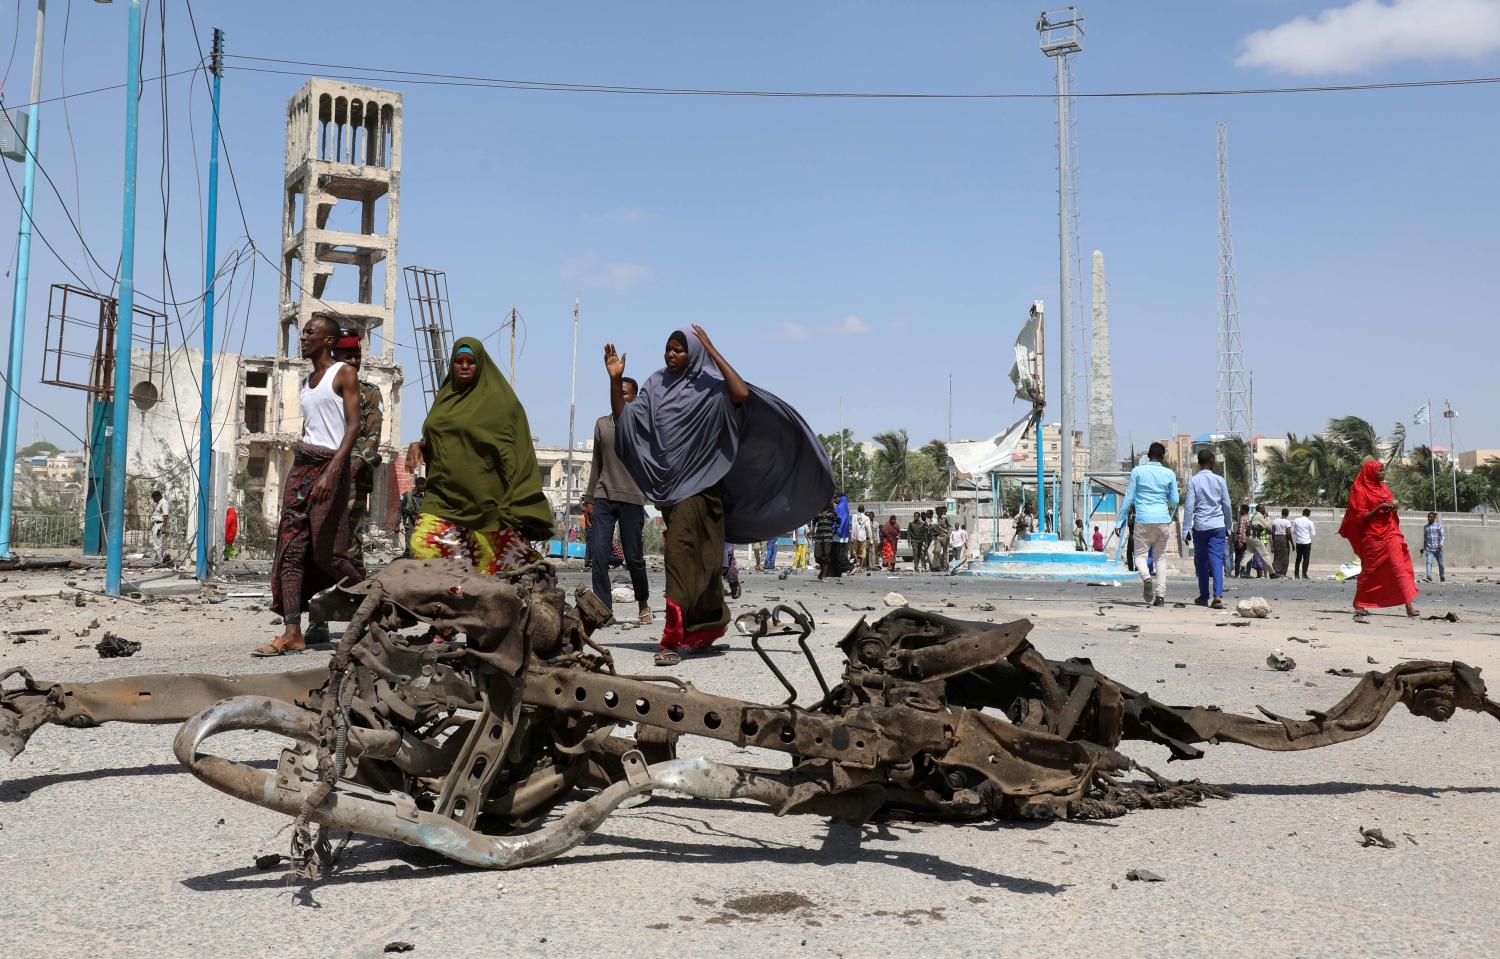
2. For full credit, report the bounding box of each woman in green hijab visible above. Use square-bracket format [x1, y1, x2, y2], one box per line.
[405, 338, 553, 573]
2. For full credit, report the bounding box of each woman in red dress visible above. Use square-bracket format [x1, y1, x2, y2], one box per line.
[1338, 460, 1419, 623]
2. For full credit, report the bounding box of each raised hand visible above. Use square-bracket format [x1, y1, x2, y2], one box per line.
[604, 343, 627, 380]
[690, 324, 715, 356]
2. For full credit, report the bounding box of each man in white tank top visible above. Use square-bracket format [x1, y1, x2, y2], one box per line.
[254, 313, 364, 657]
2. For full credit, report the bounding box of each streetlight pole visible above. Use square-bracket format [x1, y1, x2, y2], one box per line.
[0, 0, 48, 559]
[1444, 401, 1458, 512]
[195, 27, 224, 580]
[561, 295, 579, 553]
[105, 0, 143, 596]
[1039, 8, 1083, 536]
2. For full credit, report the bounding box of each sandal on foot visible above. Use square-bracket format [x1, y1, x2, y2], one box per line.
[638, 611, 655, 626]
[1406, 607, 1422, 618]
[252, 636, 305, 657]
[653, 650, 681, 667]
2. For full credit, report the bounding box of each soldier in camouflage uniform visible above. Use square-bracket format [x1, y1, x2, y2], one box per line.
[334, 333, 384, 569]
[908, 512, 927, 571]
[929, 506, 952, 572]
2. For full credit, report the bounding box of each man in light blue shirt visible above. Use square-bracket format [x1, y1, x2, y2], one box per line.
[1117, 442, 1179, 606]
[1183, 448, 1233, 609]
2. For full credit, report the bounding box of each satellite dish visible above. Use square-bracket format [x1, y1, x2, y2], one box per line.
[130, 381, 159, 411]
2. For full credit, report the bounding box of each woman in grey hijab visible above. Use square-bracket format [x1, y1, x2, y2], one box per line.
[606, 326, 832, 666]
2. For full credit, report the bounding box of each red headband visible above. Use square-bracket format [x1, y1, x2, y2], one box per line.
[334, 334, 362, 350]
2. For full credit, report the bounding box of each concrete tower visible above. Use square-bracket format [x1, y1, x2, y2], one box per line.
[1088, 250, 1117, 471]
[279, 78, 403, 358]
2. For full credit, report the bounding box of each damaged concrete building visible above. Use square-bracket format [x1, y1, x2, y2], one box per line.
[127, 80, 407, 553]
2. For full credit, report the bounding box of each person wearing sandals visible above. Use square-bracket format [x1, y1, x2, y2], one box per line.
[404, 338, 553, 574]
[1339, 459, 1419, 622]
[582, 375, 653, 626]
[606, 327, 832, 667]
[254, 314, 364, 657]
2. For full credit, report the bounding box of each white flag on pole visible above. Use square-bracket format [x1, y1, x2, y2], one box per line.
[1412, 403, 1429, 426]
[1009, 301, 1043, 405]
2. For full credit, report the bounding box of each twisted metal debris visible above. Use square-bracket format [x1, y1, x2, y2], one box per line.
[4, 558, 1496, 876]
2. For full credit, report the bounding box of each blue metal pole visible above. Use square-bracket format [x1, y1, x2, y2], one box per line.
[195, 28, 223, 580]
[0, 0, 48, 559]
[1033, 408, 1045, 541]
[105, 0, 142, 596]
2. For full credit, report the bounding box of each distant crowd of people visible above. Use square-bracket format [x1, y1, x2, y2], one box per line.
[1113, 441, 1425, 621]
[255, 313, 1442, 661]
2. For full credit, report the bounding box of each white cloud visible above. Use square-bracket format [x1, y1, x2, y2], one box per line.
[1236, 0, 1500, 75]
[589, 207, 653, 224]
[766, 322, 813, 342]
[562, 252, 650, 290]
[824, 314, 872, 336]
[760, 313, 872, 342]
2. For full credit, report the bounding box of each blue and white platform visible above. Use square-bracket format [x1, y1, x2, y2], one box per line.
[961, 532, 1137, 583]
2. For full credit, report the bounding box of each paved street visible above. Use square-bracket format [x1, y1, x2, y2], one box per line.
[2, 559, 1497, 959]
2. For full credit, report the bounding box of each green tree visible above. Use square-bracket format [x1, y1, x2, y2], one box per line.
[1471, 459, 1500, 512]
[1220, 437, 1251, 507]
[871, 429, 913, 499]
[906, 451, 946, 500]
[19, 440, 60, 459]
[818, 429, 871, 499]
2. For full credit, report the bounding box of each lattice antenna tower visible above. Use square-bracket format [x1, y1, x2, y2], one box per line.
[1215, 122, 1250, 438]
[403, 266, 455, 411]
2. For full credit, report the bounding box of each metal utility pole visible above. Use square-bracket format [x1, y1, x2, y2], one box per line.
[946, 373, 954, 496]
[562, 296, 580, 549]
[105, 0, 143, 596]
[1039, 8, 1082, 535]
[837, 396, 844, 489]
[0, 0, 48, 559]
[1424, 398, 1436, 509]
[195, 27, 224, 580]
[1216, 122, 1251, 439]
[1444, 401, 1458, 512]
[507, 307, 519, 385]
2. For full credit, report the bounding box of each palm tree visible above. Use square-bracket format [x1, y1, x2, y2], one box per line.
[1219, 436, 1251, 506]
[872, 429, 913, 500]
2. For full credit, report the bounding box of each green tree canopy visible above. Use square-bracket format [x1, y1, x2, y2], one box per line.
[818, 429, 871, 500]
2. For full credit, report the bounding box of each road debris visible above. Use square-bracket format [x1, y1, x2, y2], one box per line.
[95, 633, 142, 659]
[6, 627, 55, 645]
[254, 853, 285, 870]
[1237, 597, 1272, 619]
[1107, 624, 1140, 633]
[1126, 868, 1166, 882]
[973, 601, 996, 611]
[1367, 656, 1379, 664]
[383, 944, 415, 955]
[882, 592, 907, 607]
[1266, 650, 1296, 672]
[1358, 827, 1396, 849]
[1424, 612, 1459, 623]
[2, 557, 1496, 881]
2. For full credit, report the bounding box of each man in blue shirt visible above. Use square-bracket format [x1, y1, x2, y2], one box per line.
[1117, 441, 1180, 606]
[1183, 448, 1233, 609]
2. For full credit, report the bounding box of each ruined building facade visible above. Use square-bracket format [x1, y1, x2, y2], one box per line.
[128, 80, 407, 552]
[241, 79, 406, 527]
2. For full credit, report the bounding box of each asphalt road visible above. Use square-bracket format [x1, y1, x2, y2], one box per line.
[2, 559, 1497, 958]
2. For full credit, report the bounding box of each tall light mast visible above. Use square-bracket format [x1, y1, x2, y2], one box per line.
[1038, 8, 1084, 533]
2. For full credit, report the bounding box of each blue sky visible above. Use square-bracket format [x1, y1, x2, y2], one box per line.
[2, 0, 1497, 458]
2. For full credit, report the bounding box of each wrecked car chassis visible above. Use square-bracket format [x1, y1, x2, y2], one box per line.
[4, 558, 1497, 876]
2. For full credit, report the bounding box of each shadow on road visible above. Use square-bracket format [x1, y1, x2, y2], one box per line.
[0, 759, 272, 803]
[559, 805, 1069, 894]
[1220, 780, 1500, 799]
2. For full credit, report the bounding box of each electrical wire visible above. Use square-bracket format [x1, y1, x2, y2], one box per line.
[2, 0, 21, 101]
[222, 53, 1500, 100]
